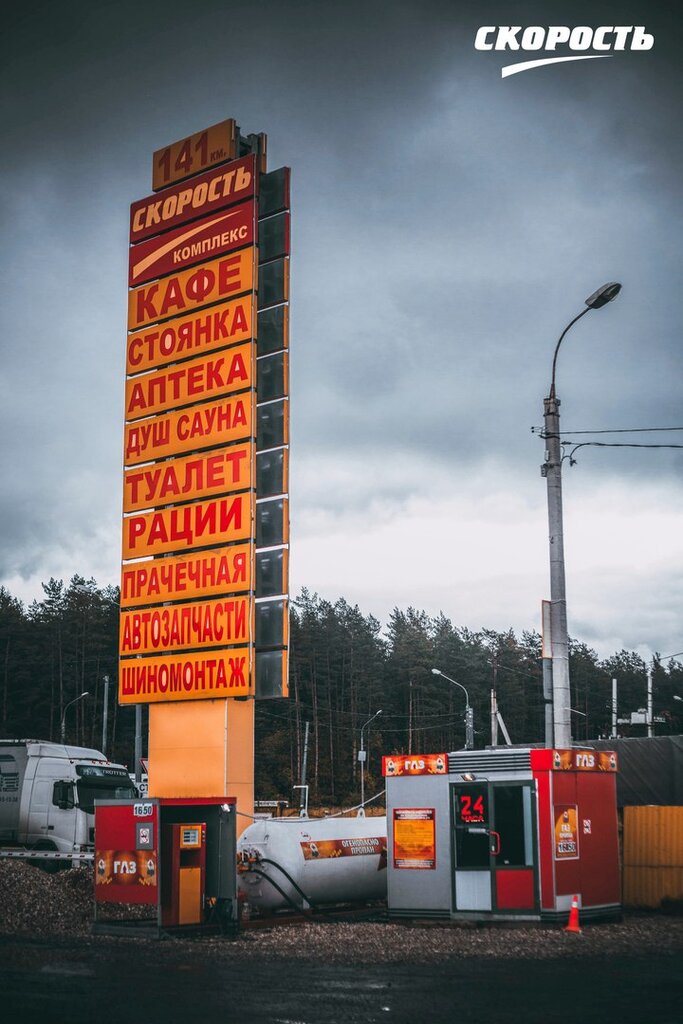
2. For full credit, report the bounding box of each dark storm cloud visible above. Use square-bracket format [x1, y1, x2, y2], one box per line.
[1, 1, 681, 588]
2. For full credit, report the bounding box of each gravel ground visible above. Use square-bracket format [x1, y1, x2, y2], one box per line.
[232, 916, 683, 962]
[2, 859, 682, 963]
[0, 860, 147, 937]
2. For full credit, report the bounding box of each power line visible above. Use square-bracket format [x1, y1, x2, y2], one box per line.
[256, 704, 473, 728]
[568, 441, 683, 462]
[533, 426, 683, 436]
[487, 659, 541, 682]
[561, 427, 683, 435]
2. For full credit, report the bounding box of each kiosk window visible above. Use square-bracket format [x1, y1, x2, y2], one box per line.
[493, 786, 533, 867]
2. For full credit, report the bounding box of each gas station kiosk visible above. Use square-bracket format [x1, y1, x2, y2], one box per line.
[93, 797, 238, 935]
[384, 747, 620, 922]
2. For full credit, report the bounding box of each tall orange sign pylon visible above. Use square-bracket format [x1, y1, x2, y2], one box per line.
[119, 120, 291, 833]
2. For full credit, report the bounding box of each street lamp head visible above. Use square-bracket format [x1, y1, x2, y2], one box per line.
[673, 695, 683, 703]
[585, 281, 621, 309]
[431, 668, 442, 676]
[60, 690, 91, 743]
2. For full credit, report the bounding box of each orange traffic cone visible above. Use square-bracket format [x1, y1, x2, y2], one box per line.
[564, 894, 582, 934]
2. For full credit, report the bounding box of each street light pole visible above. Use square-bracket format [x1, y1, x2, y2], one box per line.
[542, 282, 621, 749]
[359, 709, 382, 813]
[431, 668, 474, 749]
[61, 691, 90, 744]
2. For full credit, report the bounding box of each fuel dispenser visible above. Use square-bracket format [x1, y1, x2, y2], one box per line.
[93, 797, 238, 936]
[164, 822, 206, 926]
[384, 747, 620, 923]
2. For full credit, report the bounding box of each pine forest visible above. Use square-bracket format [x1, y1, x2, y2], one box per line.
[1, 578, 681, 808]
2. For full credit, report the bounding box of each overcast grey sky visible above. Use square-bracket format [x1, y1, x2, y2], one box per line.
[1, 1, 681, 658]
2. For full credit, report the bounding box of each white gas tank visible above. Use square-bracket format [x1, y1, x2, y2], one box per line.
[238, 814, 387, 912]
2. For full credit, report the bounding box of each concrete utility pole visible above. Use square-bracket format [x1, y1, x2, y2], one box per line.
[543, 389, 571, 749]
[542, 282, 621, 749]
[541, 601, 554, 747]
[490, 689, 498, 746]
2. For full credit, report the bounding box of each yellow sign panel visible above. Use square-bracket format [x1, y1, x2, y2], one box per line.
[554, 805, 579, 859]
[123, 393, 255, 467]
[120, 544, 253, 608]
[123, 443, 254, 513]
[119, 595, 253, 656]
[127, 248, 256, 331]
[122, 492, 254, 560]
[126, 296, 254, 375]
[393, 808, 436, 869]
[152, 120, 237, 191]
[124, 343, 254, 421]
[119, 647, 253, 704]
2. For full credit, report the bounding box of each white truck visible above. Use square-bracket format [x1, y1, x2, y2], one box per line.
[0, 739, 137, 864]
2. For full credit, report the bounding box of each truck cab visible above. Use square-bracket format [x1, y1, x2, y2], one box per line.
[0, 740, 137, 861]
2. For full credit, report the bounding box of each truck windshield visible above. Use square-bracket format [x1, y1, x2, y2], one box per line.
[76, 776, 137, 814]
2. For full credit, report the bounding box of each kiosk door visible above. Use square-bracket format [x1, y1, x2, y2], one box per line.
[452, 782, 537, 913]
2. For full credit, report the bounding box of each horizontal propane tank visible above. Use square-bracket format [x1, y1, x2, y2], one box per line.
[238, 813, 387, 912]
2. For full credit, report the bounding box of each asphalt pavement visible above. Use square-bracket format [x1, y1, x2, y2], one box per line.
[1, 933, 681, 1024]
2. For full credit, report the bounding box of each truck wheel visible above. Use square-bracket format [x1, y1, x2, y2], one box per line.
[30, 841, 61, 873]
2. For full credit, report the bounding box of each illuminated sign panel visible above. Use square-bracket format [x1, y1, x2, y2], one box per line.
[393, 808, 436, 870]
[119, 648, 253, 704]
[127, 248, 256, 331]
[120, 544, 253, 608]
[123, 443, 253, 513]
[128, 201, 256, 287]
[119, 595, 252, 655]
[131, 154, 256, 243]
[126, 296, 254, 375]
[530, 749, 618, 772]
[123, 392, 254, 466]
[382, 754, 448, 777]
[122, 492, 254, 560]
[152, 120, 237, 191]
[124, 343, 253, 421]
[455, 789, 488, 825]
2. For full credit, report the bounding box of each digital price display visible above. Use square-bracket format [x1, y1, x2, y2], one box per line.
[180, 825, 202, 849]
[456, 788, 488, 825]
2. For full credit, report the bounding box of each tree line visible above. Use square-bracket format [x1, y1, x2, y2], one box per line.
[1, 578, 681, 806]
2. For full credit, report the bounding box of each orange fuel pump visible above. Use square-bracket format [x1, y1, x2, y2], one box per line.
[163, 822, 206, 926]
